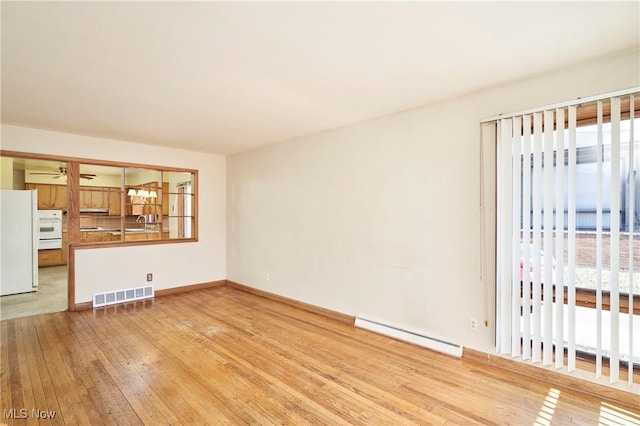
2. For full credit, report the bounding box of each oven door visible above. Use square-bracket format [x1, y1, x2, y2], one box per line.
[39, 219, 62, 240]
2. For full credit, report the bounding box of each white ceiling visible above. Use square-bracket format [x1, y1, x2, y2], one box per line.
[2, 1, 638, 156]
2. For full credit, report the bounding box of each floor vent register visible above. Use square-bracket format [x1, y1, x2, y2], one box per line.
[93, 285, 154, 308]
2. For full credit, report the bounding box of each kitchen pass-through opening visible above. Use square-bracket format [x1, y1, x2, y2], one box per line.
[1, 157, 69, 320]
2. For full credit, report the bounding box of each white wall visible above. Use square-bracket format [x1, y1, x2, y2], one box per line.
[1, 125, 226, 303]
[13, 169, 25, 190]
[227, 49, 640, 354]
[1, 157, 13, 189]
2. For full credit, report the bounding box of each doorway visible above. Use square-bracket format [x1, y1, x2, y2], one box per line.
[0, 156, 69, 320]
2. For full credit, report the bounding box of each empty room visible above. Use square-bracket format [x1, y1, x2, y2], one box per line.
[1, 1, 639, 424]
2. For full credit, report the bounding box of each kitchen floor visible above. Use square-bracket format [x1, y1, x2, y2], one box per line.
[0, 266, 67, 321]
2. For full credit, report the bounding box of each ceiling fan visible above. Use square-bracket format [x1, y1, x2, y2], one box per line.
[29, 166, 96, 180]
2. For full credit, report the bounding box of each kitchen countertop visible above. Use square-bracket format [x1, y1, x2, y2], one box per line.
[108, 229, 169, 235]
[76, 227, 169, 234]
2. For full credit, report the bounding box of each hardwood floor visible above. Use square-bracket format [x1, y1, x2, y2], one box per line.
[1, 286, 639, 425]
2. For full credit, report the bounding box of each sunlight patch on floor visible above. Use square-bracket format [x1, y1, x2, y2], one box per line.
[599, 402, 640, 425]
[533, 388, 560, 426]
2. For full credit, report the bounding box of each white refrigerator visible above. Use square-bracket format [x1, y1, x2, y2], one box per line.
[1, 190, 39, 296]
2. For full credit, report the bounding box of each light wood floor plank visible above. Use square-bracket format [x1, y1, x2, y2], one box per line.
[84, 311, 188, 425]
[138, 294, 340, 425]
[97, 300, 270, 425]
[1, 285, 638, 425]
[0, 321, 12, 419]
[215, 295, 508, 423]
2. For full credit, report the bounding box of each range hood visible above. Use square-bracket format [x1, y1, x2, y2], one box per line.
[79, 208, 109, 215]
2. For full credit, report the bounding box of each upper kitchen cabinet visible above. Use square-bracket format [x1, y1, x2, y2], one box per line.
[52, 185, 68, 210]
[79, 187, 107, 209]
[108, 190, 122, 216]
[22, 162, 70, 210]
[78, 164, 123, 215]
[79, 186, 122, 213]
[25, 183, 67, 210]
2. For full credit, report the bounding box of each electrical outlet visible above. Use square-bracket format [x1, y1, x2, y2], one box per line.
[470, 318, 478, 331]
[146, 273, 153, 282]
[265, 272, 270, 281]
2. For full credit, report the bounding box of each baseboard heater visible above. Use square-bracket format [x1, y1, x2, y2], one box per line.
[354, 316, 463, 358]
[93, 285, 154, 308]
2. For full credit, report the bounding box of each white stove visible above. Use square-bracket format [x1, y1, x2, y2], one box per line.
[38, 210, 62, 250]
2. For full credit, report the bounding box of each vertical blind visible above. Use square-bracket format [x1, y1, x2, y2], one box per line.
[486, 89, 639, 388]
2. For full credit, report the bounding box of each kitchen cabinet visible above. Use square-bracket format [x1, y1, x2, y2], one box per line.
[125, 201, 140, 216]
[80, 231, 121, 243]
[79, 186, 122, 214]
[127, 200, 161, 216]
[108, 191, 122, 216]
[52, 185, 68, 210]
[124, 232, 162, 241]
[124, 232, 148, 241]
[143, 203, 162, 215]
[125, 190, 141, 215]
[26, 183, 67, 210]
[38, 249, 63, 267]
[80, 231, 102, 243]
[26, 183, 46, 208]
[79, 189, 90, 209]
[80, 187, 107, 210]
[103, 233, 120, 242]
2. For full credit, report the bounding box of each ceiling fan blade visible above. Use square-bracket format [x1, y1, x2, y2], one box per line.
[29, 170, 97, 180]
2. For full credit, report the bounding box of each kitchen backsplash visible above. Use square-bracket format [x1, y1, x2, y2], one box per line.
[68, 215, 149, 231]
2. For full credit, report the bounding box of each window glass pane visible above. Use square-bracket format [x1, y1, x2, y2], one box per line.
[124, 168, 163, 239]
[165, 171, 195, 239]
[78, 164, 123, 243]
[572, 120, 639, 294]
[520, 116, 640, 294]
